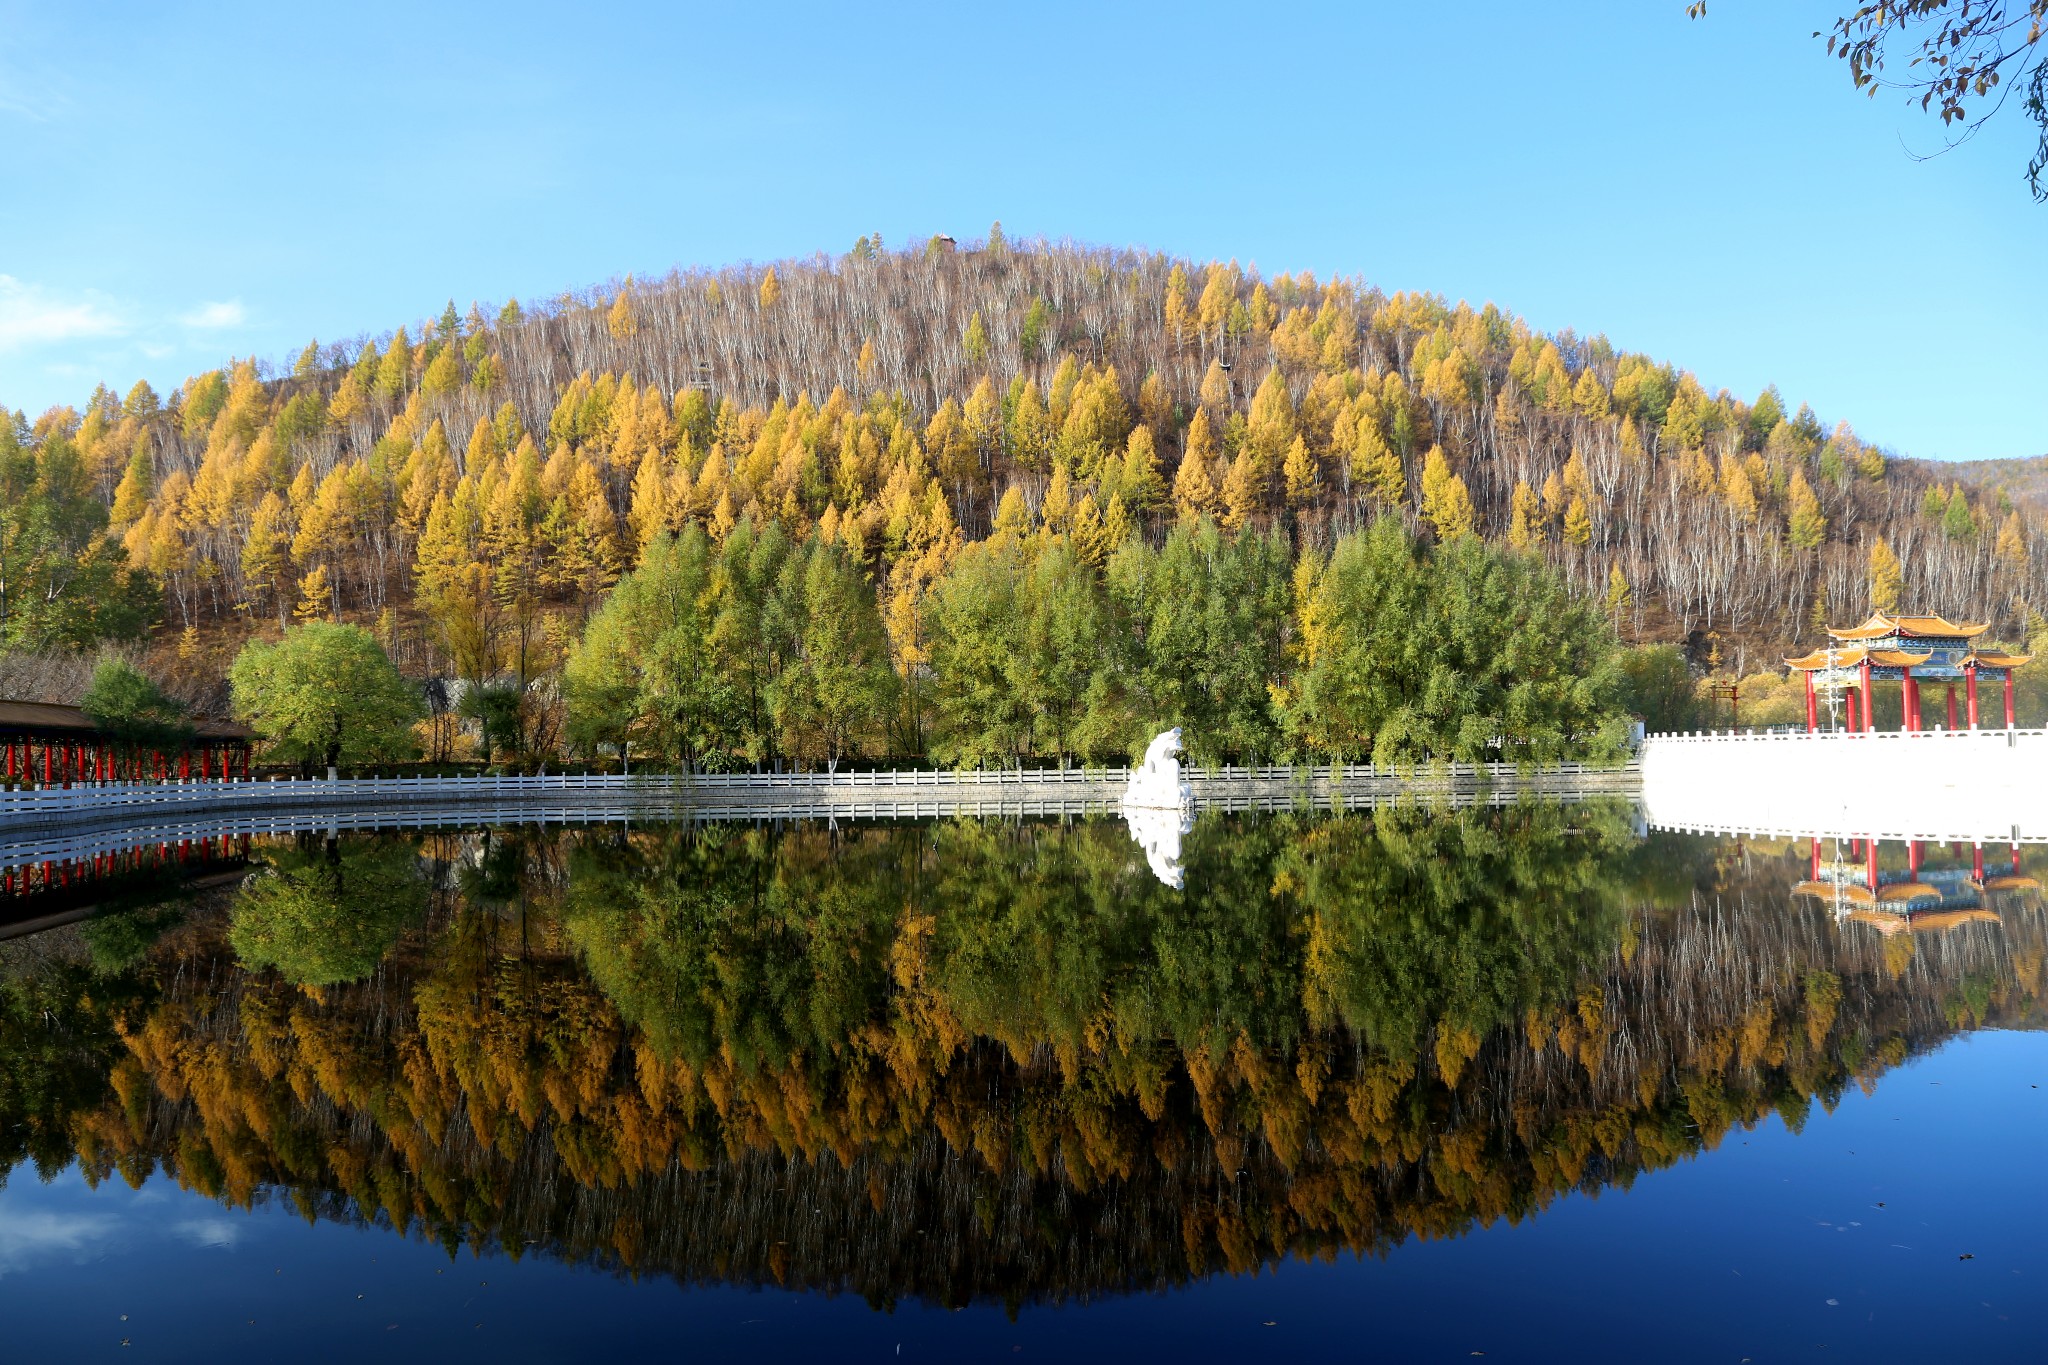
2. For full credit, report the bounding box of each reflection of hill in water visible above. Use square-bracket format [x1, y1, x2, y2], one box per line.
[4, 811, 2044, 1308]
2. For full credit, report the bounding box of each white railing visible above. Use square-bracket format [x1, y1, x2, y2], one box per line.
[0, 759, 1641, 831]
[1639, 727, 2048, 843]
[1645, 726, 2046, 744]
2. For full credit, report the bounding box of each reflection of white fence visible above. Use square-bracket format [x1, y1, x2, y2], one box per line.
[1640, 728, 2048, 842]
[0, 761, 1640, 836]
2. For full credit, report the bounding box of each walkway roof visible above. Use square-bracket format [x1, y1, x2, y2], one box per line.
[0, 699, 253, 743]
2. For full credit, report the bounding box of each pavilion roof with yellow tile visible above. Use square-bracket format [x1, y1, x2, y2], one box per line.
[1783, 646, 1933, 671]
[1826, 611, 1989, 642]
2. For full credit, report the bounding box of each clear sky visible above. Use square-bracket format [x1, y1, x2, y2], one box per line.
[1, 0, 2040, 461]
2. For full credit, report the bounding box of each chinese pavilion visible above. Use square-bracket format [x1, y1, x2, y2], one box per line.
[1783, 612, 2031, 732]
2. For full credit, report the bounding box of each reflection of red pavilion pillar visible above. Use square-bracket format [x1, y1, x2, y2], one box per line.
[1908, 840, 1922, 875]
[1804, 671, 1818, 733]
[1812, 839, 1823, 879]
[1867, 838, 1881, 890]
[2015, 843, 2024, 875]
[1974, 843, 1985, 881]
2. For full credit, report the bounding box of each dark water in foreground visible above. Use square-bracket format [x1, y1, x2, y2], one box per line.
[1, 805, 2043, 1362]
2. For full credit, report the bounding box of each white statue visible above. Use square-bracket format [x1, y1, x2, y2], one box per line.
[1122, 728, 1197, 889]
[1124, 727, 1196, 811]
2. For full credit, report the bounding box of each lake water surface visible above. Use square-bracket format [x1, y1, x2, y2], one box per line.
[2, 805, 2043, 1362]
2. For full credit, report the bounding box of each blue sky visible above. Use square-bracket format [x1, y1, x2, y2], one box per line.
[1, 0, 2040, 460]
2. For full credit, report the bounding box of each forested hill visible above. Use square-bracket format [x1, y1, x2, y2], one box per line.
[2, 229, 2041, 691]
[1923, 455, 2048, 517]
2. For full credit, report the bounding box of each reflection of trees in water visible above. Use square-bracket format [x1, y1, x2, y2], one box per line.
[2, 815, 2043, 1307]
[227, 835, 429, 987]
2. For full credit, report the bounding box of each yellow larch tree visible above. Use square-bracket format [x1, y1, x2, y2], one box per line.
[1282, 435, 1322, 509]
[1786, 470, 1827, 550]
[1996, 510, 2028, 569]
[1508, 480, 1543, 550]
[1419, 447, 1477, 541]
[1220, 448, 1263, 530]
[1563, 494, 1593, 546]
[1869, 537, 1903, 615]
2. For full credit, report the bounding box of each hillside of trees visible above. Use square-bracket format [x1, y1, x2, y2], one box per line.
[4, 812, 2042, 1303]
[2, 230, 2041, 759]
[1929, 455, 2048, 517]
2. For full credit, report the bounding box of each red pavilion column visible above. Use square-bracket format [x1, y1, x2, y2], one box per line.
[1946, 685, 1958, 730]
[1902, 667, 1917, 733]
[1804, 671, 1818, 733]
[1966, 664, 1980, 728]
[2005, 671, 2017, 728]
[1860, 659, 1874, 733]
[179, 751, 190, 781]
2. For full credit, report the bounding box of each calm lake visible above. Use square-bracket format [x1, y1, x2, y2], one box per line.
[1, 804, 2043, 1362]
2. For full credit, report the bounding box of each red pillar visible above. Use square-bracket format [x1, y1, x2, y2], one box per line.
[1867, 837, 1880, 890]
[1860, 660, 1874, 733]
[179, 751, 189, 780]
[1804, 671, 1818, 733]
[1967, 666, 1980, 728]
[2005, 671, 2017, 728]
[1947, 685, 1958, 730]
[1902, 667, 1917, 733]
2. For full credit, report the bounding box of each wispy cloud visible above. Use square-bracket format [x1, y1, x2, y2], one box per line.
[0, 1209, 120, 1278]
[180, 299, 246, 330]
[171, 1216, 242, 1250]
[0, 65, 70, 123]
[0, 274, 129, 349]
